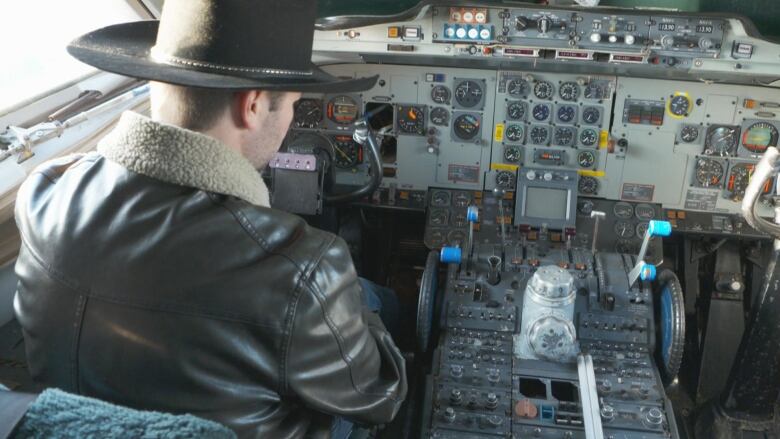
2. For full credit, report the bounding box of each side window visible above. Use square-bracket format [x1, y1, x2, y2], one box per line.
[0, 0, 147, 114]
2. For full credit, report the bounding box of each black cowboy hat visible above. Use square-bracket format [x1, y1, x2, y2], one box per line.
[66, 0, 377, 93]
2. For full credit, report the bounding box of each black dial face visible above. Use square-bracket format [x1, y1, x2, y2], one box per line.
[293, 99, 323, 129]
[529, 126, 549, 144]
[636, 222, 650, 239]
[695, 158, 725, 187]
[431, 190, 451, 206]
[727, 164, 755, 201]
[533, 81, 555, 100]
[496, 171, 515, 188]
[742, 122, 779, 153]
[453, 114, 481, 140]
[578, 200, 594, 215]
[429, 209, 449, 226]
[635, 204, 655, 221]
[426, 230, 445, 248]
[578, 150, 596, 168]
[554, 127, 575, 146]
[507, 78, 529, 97]
[532, 104, 551, 122]
[332, 135, 362, 168]
[397, 106, 425, 135]
[448, 230, 466, 245]
[557, 105, 576, 123]
[584, 82, 607, 100]
[504, 144, 522, 162]
[614, 220, 635, 238]
[580, 128, 598, 147]
[559, 82, 580, 101]
[505, 124, 524, 142]
[430, 107, 449, 126]
[582, 107, 601, 125]
[327, 96, 359, 125]
[705, 126, 739, 157]
[453, 192, 472, 207]
[616, 240, 636, 254]
[578, 176, 599, 194]
[454, 80, 483, 108]
[669, 95, 691, 117]
[680, 125, 700, 143]
[431, 85, 451, 104]
[507, 102, 526, 121]
[613, 202, 634, 219]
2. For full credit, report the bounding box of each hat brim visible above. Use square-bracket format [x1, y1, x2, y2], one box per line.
[67, 20, 377, 93]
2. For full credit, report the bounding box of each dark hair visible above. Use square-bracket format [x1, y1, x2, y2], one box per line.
[164, 85, 286, 131]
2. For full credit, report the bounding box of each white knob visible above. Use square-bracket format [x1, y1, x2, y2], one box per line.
[456, 27, 467, 39]
[544, 172, 553, 181]
[526, 171, 537, 180]
[467, 28, 479, 39]
[590, 33, 602, 43]
[608, 35, 618, 43]
[625, 34, 636, 45]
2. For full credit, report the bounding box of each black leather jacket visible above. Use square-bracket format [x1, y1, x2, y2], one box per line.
[13, 113, 407, 438]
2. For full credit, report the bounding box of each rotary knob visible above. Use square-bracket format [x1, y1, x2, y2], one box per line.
[661, 35, 675, 49]
[485, 392, 499, 410]
[589, 33, 602, 43]
[625, 34, 636, 45]
[601, 404, 616, 422]
[443, 407, 456, 423]
[699, 37, 713, 50]
[543, 172, 553, 182]
[516, 16, 530, 31]
[608, 35, 618, 43]
[646, 407, 664, 426]
[538, 17, 551, 34]
[526, 170, 537, 181]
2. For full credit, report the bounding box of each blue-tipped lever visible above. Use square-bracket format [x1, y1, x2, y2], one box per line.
[628, 220, 671, 286]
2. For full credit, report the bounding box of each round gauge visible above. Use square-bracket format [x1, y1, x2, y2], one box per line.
[668, 94, 692, 117]
[505, 124, 524, 142]
[507, 78, 529, 97]
[504, 144, 522, 162]
[429, 209, 449, 226]
[430, 107, 450, 126]
[695, 158, 725, 187]
[554, 127, 575, 146]
[529, 126, 550, 144]
[454, 80, 484, 108]
[496, 171, 515, 188]
[557, 105, 576, 123]
[431, 190, 451, 207]
[452, 212, 468, 227]
[559, 82, 580, 101]
[431, 85, 451, 104]
[613, 202, 634, 219]
[532, 104, 550, 122]
[578, 199, 595, 216]
[580, 128, 599, 147]
[584, 82, 607, 100]
[582, 107, 601, 125]
[635, 204, 655, 221]
[327, 95, 359, 125]
[475, 11, 487, 23]
[426, 230, 445, 248]
[453, 192, 472, 207]
[332, 135, 362, 168]
[616, 240, 636, 254]
[507, 102, 526, 121]
[680, 126, 700, 143]
[705, 126, 739, 157]
[579, 176, 599, 194]
[293, 99, 323, 129]
[453, 114, 481, 140]
[614, 220, 635, 238]
[742, 122, 779, 153]
[533, 81, 555, 100]
[448, 230, 466, 245]
[578, 150, 596, 168]
[727, 164, 754, 201]
[397, 106, 425, 135]
[636, 222, 650, 239]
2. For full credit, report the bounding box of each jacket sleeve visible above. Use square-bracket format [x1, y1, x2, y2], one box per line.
[284, 237, 407, 425]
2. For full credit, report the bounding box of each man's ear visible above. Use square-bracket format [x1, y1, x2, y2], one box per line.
[234, 90, 266, 129]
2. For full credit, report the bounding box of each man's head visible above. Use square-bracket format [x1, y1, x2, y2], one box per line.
[150, 82, 301, 169]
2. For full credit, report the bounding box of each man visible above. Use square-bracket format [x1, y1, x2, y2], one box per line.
[13, 0, 407, 438]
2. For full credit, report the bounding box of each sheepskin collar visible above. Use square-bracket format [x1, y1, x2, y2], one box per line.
[97, 112, 269, 207]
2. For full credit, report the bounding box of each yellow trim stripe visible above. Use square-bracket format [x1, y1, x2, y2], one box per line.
[578, 170, 606, 177]
[491, 163, 520, 171]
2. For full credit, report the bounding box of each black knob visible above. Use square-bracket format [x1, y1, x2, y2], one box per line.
[617, 138, 629, 148]
[516, 16, 530, 31]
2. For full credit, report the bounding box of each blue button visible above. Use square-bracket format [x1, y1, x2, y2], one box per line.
[639, 262, 657, 281]
[440, 247, 462, 264]
[648, 220, 672, 237]
[467, 206, 479, 223]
